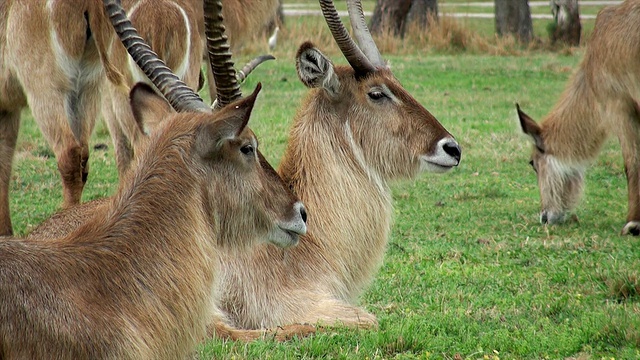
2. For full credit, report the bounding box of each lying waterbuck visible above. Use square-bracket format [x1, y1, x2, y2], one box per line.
[24, 0, 315, 342]
[0, 4, 307, 359]
[517, 0, 640, 235]
[214, 0, 461, 330]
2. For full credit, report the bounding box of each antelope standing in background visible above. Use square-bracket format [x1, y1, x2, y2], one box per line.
[107, 0, 280, 176]
[0, 0, 279, 236]
[0, 0, 115, 236]
[215, 0, 461, 329]
[101, 0, 205, 176]
[0, 1, 307, 357]
[517, 0, 640, 235]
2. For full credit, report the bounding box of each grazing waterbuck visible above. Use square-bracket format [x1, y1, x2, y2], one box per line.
[517, 0, 640, 235]
[0, 2, 307, 357]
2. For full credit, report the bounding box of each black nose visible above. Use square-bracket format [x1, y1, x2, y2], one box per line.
[300, 206, 307, 223]
[443, 141, 461, 163]
[540, 212, 548, 224]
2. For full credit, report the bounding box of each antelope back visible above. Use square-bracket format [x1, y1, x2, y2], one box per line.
[110, 0, 203, 89]
[221, 0, 280, 45]
[293, 42, 460, 180]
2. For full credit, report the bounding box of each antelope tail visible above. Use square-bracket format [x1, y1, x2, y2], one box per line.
[88, 0, 124, 86]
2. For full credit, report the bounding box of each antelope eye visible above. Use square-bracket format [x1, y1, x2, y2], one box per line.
[367, 90, 386, 101]
[240, 144, 255, 155]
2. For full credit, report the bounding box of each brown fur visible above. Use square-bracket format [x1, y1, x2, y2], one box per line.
[517, 0, 640, 235]
[203, 0, 280, 106]
[1, 84, 306, 358]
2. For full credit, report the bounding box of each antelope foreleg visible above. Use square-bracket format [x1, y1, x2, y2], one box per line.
[0, 111, 20, 236]
[619, 105, 640, 235]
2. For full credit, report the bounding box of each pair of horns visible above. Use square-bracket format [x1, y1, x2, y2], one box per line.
[319, 0, 386, 74]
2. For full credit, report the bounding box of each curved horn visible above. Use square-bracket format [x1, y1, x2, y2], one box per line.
[237, 55, 276, 84]
[346, 0, 385, 67]
[203, 0, 242, 109]
[318, 0, 376, 74]
[103, 0, 209, 113]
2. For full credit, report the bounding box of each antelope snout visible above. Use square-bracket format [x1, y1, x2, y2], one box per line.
[268, 201, 308, 248]
[288, 201, 308, 235]
[442, 139, 461, 164]
[419, 137, 462, 173]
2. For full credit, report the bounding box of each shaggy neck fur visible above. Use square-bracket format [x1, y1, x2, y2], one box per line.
[541, 69, 609, 164]
[285, 94, 394, 298]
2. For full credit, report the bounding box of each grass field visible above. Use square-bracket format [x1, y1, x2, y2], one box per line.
[9, 3, 640, 359]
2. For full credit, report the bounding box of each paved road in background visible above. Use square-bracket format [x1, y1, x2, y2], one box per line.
[282, 1, 622, 20]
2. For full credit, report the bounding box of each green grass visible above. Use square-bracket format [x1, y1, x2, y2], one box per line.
[10, 4, 640, 360]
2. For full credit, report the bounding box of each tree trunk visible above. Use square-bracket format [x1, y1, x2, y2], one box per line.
[495, 0, 533, 43]
[408, 0, 439, 30]
[549, 0, 581, 46]
[370, 0, 412, 37]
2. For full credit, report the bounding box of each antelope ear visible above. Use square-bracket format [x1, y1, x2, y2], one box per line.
[516, 103, 545, 153]
[296, 42, 340, 96]
[195, 83, 262, 159]
[130, 83, 174, 135]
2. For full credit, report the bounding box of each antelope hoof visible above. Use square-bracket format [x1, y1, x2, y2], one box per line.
[621, 221, 640, 236]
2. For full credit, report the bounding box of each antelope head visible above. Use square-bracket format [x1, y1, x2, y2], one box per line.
[103, 0, 307, 247]
[517, 104, 584, 225]
[295, 0, 461, 180]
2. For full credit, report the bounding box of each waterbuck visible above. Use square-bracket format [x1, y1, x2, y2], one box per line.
[517, 0, 640, 235]
[214, 0, 461, 330]
[0, 2, 307, 357]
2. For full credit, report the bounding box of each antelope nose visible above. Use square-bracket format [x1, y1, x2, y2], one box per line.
[540, 211, 549, 224]
[290, 201, 308, 235]
[443, 140, 461, 164]
[299, 204, 308, 224]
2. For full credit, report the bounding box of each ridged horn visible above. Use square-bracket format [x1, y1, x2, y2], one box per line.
[318, 0, 376, 74]
[102, 0, 209, 113]
[346, 0, 385, 67]
[203, 0, 241, 109]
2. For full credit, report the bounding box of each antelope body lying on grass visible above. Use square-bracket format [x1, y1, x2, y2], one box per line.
[28, 0, 460, 332]
[0, 78, 308, 358]
[517, 0, 640, 235]
[215, 0, 461, 329]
